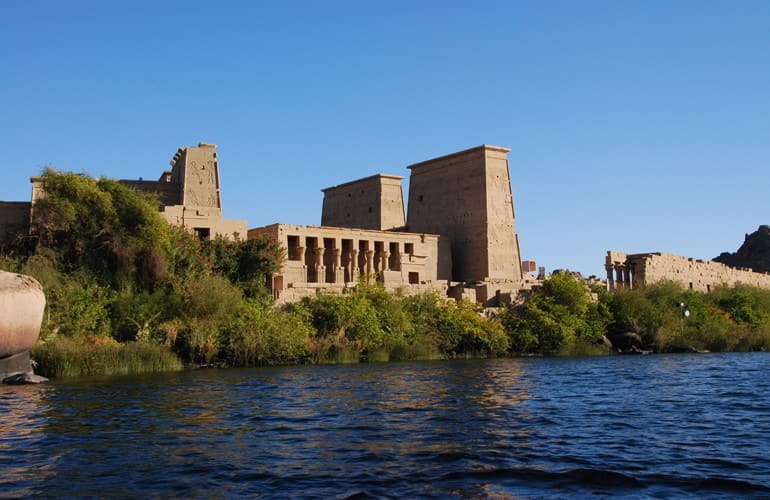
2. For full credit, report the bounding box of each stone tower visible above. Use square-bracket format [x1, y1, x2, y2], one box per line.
[406, 145, 522, 283]
[170, 142, 222, 210]
[321, 174, 406, 230]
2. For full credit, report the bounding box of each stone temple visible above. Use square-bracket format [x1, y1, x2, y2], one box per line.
[1, 142, 529, 305]
[250, 144, 526, 304]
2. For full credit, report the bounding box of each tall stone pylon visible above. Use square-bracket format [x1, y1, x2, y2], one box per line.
[406, 145, 523, 284]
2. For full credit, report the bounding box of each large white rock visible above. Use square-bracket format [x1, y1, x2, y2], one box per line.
[0, 271, 46, 359]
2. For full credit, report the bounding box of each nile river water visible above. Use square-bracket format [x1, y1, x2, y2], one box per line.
[1, 353, 769, 498]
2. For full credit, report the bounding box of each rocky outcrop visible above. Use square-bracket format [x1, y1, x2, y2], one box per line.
[0, 270, 46, 382]
[714, 225, 770, 273]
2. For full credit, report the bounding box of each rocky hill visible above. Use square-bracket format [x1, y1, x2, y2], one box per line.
[714, 225, 770, 273]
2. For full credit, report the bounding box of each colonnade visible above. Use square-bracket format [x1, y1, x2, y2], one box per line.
[605, 262, 634, 291]
[290, 236, 407, 285]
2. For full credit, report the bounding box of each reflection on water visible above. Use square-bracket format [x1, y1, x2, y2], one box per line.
[0, 384, 55, 496]
[1, 354, 769, 497]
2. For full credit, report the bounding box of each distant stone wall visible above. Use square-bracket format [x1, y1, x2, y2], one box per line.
[606, 250, 770, 292]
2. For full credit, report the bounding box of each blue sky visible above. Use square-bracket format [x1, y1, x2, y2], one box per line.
[1, 1, 768, 277]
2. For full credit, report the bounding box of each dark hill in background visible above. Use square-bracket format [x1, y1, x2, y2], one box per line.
[714, 225, 770, 273]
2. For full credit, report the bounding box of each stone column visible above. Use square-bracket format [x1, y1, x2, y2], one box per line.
[624, 266, 632, 290]
[298, 246, 307, 283]
[382, 251, 390, 272]
[605, 264, 615, 292]
[349, 248, 359, 283]
[333, 248, 343, 284]
[615, 265, 625, 289]
[316, 247, 326, 283]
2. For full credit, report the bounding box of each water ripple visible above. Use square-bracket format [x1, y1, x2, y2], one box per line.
[1, 353, 770, 497]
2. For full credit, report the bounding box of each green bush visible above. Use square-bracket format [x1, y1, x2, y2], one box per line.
[225, 302, 312, 366]
[501, 272, 609, 355]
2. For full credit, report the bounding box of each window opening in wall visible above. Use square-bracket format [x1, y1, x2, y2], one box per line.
[342, 239, 353, 281]
[707, 284, 711, 293]
[323, 238, 335, 283]
[287, 235, 301, 261]
[194, 227, 210, 241]
[306, 237, 318, 283]
[405, 243, 414, 255]
[374, 241, 384, 273]
[409, 272, 419, 284]
[389, 242, 400, 271]
[689, 282, 693, 290]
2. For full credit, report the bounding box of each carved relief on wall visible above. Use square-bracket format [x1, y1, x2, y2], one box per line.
[185, 160, 219, 207]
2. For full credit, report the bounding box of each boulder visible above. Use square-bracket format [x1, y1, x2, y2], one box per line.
[0, 270, 46, 380]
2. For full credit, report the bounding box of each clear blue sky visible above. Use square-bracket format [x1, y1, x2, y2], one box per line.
[2, 1, 768, 277]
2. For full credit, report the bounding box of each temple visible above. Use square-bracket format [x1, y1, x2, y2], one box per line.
[2, 142, 530, 305]
[0, 143, 246, 243]
[250, 144, 527, 304]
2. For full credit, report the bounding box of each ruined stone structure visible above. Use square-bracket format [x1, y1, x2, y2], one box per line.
[0, 142, 246, 243]
[406, 145, 523, 284]
[123, 142, 246, 240]
[248, 223, 449, 303]
[606, 250, 770, 293]
[322, 174, 406, 230]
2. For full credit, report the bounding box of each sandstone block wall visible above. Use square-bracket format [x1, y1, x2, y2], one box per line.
[321, 174, 406, 230]
[606, 250, 770, 292]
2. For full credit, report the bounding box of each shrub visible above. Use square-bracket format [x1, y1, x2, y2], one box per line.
[501, 272, 608, 355]
[225, 302, 312, 366]
[32, 336, 182, 378]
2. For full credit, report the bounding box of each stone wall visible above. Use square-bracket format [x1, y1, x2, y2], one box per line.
[606, 250, 770, 292]
[321, 174, 406, 230]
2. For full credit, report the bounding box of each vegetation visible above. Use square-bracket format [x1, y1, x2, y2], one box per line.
[500, 272, 611, 356]
[3, 170, 770, 378]
[608, 282, 770, 352]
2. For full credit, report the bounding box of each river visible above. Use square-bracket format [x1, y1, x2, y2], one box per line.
[1, 353, 769, 498]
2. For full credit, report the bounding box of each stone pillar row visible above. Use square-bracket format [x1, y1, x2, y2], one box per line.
[606, 263, 634, 291]
[299, 238, 407, 284]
